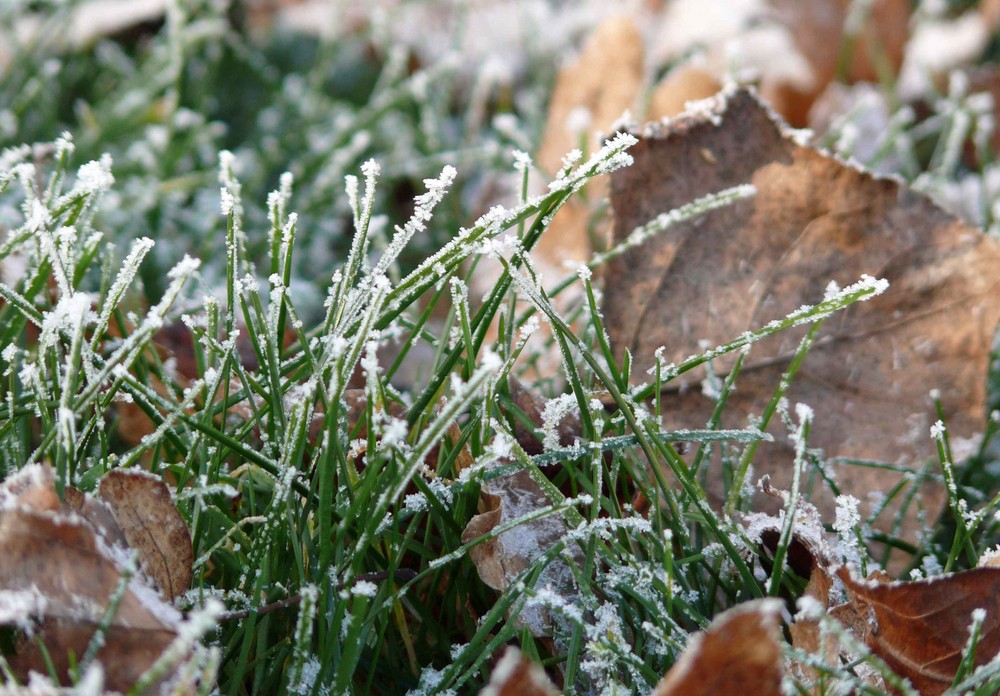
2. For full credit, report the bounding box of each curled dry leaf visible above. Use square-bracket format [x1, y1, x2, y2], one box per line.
[99, 468, 193, 601]
[834, 565, 1000, 695]
[535, 13, 644, 265]
[481, 16, 645, 380]
[478, 646, 559, 696]
[461, 465, 578, 638]
[0, 465, 183, 692]
[650, 598, 784, 696]
[605, 86, 1000, 555]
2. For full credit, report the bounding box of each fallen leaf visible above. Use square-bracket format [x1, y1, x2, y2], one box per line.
[764, 0, 910, 126]
[536, 15, 644, 177]
[495, 16, 645, 380]
[64, 483, 129, 549]
[479, 646, 559, 696]
[835, 565, 1000, 695]
[461, 463, 578, 638]
[604, 86, 1000, 557]
[650, 598, 784, 696]
[984, 0, 1000, 31]
[98, 468, 193, 601]
[534, 13, 644, 262]
[0, 465, 182, 692]
[648, 64, 722, 121]
[789, 560, 837, 684]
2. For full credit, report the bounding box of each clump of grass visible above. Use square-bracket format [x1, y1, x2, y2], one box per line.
[4, 4, 1000, 695]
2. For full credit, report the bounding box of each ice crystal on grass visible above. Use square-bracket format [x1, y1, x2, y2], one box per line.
[931, 419, 947, 440]
[409, 665, 454, 696]
[372, 165, 456, 281]
[540, 393, 578, 451]
[833, 494, 862, 550]
[75, 155, 114, 195]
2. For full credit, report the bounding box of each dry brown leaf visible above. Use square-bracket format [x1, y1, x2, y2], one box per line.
[479, 646, 559, 696]
[604, 86, 1000, 556]
[786, 537, 838, 685]
[537, 15, 644, 176]
[764, 0, 910, 126]
[648, 65, 722, 121]
[0, 465, 181, 692]
[99, 468, 193, 601]
[650, 598, 784, 696]
[984, 0, 1000, 31]
[463, 486, 505, 590]
[461, 464, 577, 637]
[789, 560, 838, 684]
[501, 16, 644, 379]
[835, 565, 1000, 695]
[64, 484, 129, 549]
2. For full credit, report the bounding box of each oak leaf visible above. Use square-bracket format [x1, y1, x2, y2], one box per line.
[604, 86, 1000, 556]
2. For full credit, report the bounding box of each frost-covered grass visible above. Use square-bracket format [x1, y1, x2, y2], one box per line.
[4, 3, 1000, 695]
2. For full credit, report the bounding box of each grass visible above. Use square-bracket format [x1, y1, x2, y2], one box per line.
[3, 2, 1000, 694]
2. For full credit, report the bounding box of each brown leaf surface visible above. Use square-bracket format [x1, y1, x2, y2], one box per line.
[64, 483, 129, 549]
[507, 16, 644, 380]
[479, 646, 559, 696]
[0, 465, 180, 692]
[789, 561, 837, 684]
[604, 87, 1000, 552]
[650, 598, 784, 696]
[835, 565, 1000, 695]
[764, 0, 910, 126]
[98, 468, 193, 601]
[461, 464, 577, 637]
[537, 15, 644, 176]
[648, 65, 722, 121]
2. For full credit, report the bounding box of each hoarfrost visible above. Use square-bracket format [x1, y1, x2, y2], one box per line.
[512, 149, 532, 171]
[540, 393, 578, 451]
[352, 580, 378, 597]
[795, 594, 825, 621]
[833, 494, 861, 546]
[930, 419, 947, 440]
[75, 155, 114, 195]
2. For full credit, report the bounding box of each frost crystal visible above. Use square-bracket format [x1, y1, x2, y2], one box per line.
[403, 492, 428, 512]
[380, 417, 409, 449]
[823, 279, 842, 300]
[795, 402, 814, 424]
[518, 314, 540, 340]
[540, 393, 577, 451]
[930, 419, 947, 440]
[353, 580, 378, 597]
[795, 594, 825, 620]
[75, 155, 114, 194]
[220, 188, 235, 215]
[833, 494, 861, 542]
[512, 149, 532, 171]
